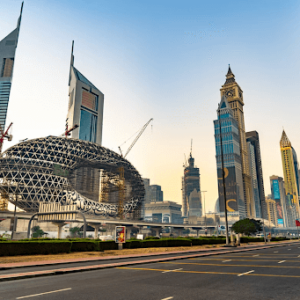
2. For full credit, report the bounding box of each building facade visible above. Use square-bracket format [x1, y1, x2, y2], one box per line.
[182, 153, 202, 218]
[214, 96, 245, 219]
[265, 197, 278, 227]
[220, 67, 255, 218]
[270, 175, 289, 227]
[67, 42, 104, 145]
[0, 4, 23, 145]
[246, 131, 267, 219]
[280, 131, 299, 223]
[144, 201, 183, 224]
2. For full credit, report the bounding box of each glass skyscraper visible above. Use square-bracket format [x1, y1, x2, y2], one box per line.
[214, 95, 245, 219]
[0, 3, 23, 145]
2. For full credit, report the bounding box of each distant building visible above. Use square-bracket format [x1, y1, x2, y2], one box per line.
[144, 201, 183, 224]
[266, 197, 278, 227]
[246, 131, 267, 219]
[0, 4, 23, 146]
[214, 95, 245, 219]
[214, 198, 220, 213]
[67, 41, 104, 144]
[149, 185, 163, 202]
[280, 131, 299, 223]
[270, 175, 289, 227]
[182, 153, 202, 218]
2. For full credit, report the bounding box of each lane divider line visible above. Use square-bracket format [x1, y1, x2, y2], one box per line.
[161, 297, 173, 300]
[162, 268, 183, 274]
[238, 270, 255, 277]
[253, 255, 259, 257]
[222, 260, 232, 263]
[16, 288, 72, 299]
[278, 260, 286, 264]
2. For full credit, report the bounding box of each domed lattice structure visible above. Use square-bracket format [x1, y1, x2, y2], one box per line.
[0, 136, 145, 217]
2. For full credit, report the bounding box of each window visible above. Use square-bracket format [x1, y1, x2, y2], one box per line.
[79, 109, 98, 143]
[82, 89, 98, 111]
[1, 58, 14, 77]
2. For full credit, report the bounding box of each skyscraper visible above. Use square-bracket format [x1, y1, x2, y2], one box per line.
[67, 41, 104, 144]
[214, 95, 245, 219]
[246, 131, 267, 219]
[0, 3, 23, 144]
[265, 197, 278, 227]
[220, 66, 255, 218]
[280, 130, 299, 222]
[270, 175, 289, 227]
[182, 153, 202, 218]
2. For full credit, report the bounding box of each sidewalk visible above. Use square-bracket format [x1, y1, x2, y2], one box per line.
[0, 240, 297, 282]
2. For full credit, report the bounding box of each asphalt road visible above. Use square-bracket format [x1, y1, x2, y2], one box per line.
[1, 243, 300, 300]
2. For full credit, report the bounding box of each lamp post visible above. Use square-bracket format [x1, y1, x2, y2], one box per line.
[202, 191, 207, 234]
[12, 184, 18, 240]
[218, 106, 229, 245]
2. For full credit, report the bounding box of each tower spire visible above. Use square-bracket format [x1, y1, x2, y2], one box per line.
[224, 64, 235, 85]
[280, 130, 291, 148]
[68, 40, 74, 86]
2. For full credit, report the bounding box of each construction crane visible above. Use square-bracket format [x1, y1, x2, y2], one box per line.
[118, 118, 153, 158]
[0, 122, 13, 153]
[63, 118, 79, 137]
[116, 118, 153, 219]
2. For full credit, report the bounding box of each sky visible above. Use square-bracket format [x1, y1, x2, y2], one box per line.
[1, 0, 300, 213]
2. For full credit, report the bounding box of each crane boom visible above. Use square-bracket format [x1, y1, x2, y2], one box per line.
[123, 118, 153, 158]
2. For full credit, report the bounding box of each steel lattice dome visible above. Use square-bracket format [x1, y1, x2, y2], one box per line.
[0, 136, 145, 216]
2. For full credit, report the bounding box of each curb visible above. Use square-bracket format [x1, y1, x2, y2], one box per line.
[0, 241, 297, 282]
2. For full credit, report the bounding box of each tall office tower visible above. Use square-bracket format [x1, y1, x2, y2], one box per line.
[0, 3, 23, 144]
[220, 66, 255, 218]
[280, 130, 299, 222]
[246, 131, 267, 219]
[149, 185, 163, 202]
[182, 153, 202, 217]
[270, 175, 289, 227]
[214, 96, 245, 219]
[67, 41, 104, 144]
[265, 197, 278, 226]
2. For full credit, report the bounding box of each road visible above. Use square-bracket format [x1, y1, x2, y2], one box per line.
[1, 243, 300, 300]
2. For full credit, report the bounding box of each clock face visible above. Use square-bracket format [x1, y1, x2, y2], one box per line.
[226, 90, 233, 97]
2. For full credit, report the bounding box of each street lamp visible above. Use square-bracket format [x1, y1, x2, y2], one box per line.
[202, 191, 207, 234]
[218, 106, 229, 246]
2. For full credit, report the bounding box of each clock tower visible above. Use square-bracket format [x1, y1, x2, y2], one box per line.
[220, 66, 255, 218]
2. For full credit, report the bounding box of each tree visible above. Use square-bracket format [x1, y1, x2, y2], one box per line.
[69, 226, 81, 238]
[231, 218, 261, 236]
[32, 226, 44, 238]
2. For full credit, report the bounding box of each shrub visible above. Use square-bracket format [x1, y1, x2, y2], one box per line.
[0, 241, 72, 256]
[99, 241, 118, 251]
[71, 241, 99, 252]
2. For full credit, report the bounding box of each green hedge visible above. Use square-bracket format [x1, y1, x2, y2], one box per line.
[71, 241, 99, 252]
[0, 241, 72, 256]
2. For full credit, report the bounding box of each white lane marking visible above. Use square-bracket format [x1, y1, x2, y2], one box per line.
[278, 260, 286, 264]
[288, 249, 291, 250]
[161, 297, 173, 300]
[238, 270, 255, 277]
[162, 268, 183, 274]
[253, 255, 259, 257]
[16, 288, 72, 299]
[274, 251, 278, 253]
[298, 255, 300, 257]
[222, 259, 232, 262]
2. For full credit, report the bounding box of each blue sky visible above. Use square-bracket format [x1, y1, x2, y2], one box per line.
[1, 0, 300, 211]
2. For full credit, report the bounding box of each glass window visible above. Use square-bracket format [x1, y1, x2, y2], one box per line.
[79, 109, 97, 143]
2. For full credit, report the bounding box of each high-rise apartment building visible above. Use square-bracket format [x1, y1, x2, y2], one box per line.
[246, 131, 267, 219]
[265, 197, 278, 226]
[280, 131, 299, 222]
[0, 3, 23, 146]
[214, 96, 245, 219]
[67, 42, 104, 144]
[270, 175, 289, 227]
[220, 67, 255, 218]
[182, 153, 202, 218]
[142, 178, 163, 203]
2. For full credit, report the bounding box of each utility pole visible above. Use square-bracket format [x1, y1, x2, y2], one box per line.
[218, 107, 229, 245]
[202, 191, 207, 234]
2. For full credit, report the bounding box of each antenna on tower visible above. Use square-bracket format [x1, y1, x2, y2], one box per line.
[190, 139, 193, 156]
